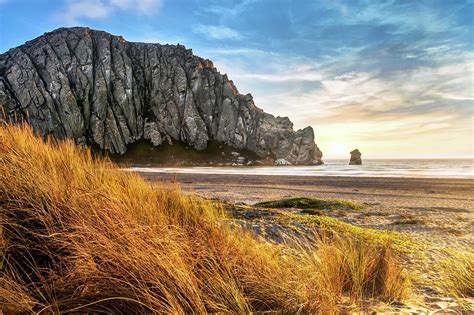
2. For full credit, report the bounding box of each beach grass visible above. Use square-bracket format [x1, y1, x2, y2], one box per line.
[437, 251, 474, 299]
[0, 123, 411, 313]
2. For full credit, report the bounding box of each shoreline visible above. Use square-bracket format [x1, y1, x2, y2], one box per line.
[133, 168, 474, 195]
[127, 166, 474, 180]
[123, 160, 474, 179]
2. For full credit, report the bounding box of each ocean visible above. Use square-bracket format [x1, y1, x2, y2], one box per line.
[128, 159, 474, 179]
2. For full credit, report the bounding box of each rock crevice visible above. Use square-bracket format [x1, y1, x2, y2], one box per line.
[0, 27, 323, 164]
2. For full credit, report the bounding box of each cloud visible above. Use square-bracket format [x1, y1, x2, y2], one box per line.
[203, 0, 259, 18]
[128, 32, 187, 45]
[204, 48, 275, 57]
[296, 60, 473, 124]
[334, 71, 357, 80]
[193, 24, 242, 40]
[61, 0, 111, 23]
[323, 0, 459, 34]
[224, 67, 323, 82]
[209, 46, 473, 148]
[59, 0, 162, 23]
[110, 0, 162, 15]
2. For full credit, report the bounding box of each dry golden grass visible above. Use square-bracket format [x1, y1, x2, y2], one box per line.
[0, 123, 411, 313]
[437, 252, 474, 300]
[306, 236, 410, 307]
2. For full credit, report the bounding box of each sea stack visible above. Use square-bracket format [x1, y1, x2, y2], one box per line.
[349, 149, 362, 165]
[0, 27, 323, 165]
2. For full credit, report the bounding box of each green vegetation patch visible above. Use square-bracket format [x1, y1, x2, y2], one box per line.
[300, 209, 324, 216]
[228, 202, 417, 254]
[281, 212, 417, 253]
[255, 197, 365, 212]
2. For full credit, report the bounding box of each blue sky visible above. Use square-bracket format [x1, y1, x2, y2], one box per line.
[0, 0, 473, 158]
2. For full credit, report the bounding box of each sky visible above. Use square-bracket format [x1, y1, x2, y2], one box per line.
[0, 0, 473, 159]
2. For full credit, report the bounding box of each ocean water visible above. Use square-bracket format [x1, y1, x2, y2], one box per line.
[128, 159, 474, 178]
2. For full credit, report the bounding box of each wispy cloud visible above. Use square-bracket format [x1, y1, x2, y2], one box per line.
[110, 0, 162, 15]
[58, 0, 162, 24]
[61, 0, 111, 23]
[322, 0, 460, 34]
[333, 71, 357, 81]
[208, 43, 472, 156]
[193, 24, 242, 40]
[203, 0, 259, 18]
[204, 48, 275, 57]
[128, 31, 187, 45]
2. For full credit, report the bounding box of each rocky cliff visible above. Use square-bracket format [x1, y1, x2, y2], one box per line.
[0, 27, 323, 165]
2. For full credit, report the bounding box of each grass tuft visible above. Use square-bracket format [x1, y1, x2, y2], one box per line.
[303, 235, 411, 310]
[0, 123, 410, 313]
[437, 252, 474, 299]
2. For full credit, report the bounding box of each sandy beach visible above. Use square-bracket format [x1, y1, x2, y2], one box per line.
[137, 171, 474, 246]
[138, 171, 474, 236]
[138, 172, 474, 210]
[140, 173, 474, 241]
[137, 171, 474, 311]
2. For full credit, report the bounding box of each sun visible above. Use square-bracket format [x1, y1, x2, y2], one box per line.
[327, 143, 349, 159]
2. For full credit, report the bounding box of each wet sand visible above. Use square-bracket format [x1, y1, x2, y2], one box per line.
[137, 172, 474, 211]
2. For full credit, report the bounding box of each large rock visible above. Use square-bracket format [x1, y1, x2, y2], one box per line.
[0, 27, 323, 165]
[349, 149, 362, 165]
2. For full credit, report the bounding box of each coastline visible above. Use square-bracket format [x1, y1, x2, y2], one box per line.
[124, 158, 474, 178]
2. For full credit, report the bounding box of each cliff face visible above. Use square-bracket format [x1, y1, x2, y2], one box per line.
[0, 27, 323, 164]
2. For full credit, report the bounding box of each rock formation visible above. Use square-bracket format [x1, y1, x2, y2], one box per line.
[349, 149, 362, 165]
[0, 27, 323, 165]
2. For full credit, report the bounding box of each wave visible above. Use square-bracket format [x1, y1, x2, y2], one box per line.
[125, 159, 474, 179]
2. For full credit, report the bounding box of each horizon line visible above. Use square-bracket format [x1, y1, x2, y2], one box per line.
[323, 157, 474, 160]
